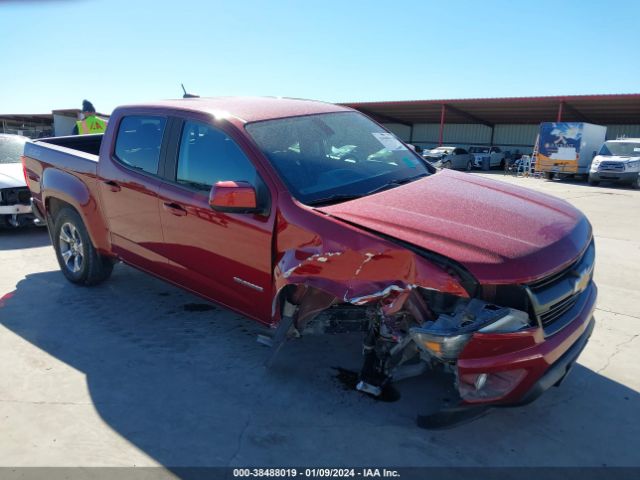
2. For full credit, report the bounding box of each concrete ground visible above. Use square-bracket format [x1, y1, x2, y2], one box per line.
[0, 173, 638, 469]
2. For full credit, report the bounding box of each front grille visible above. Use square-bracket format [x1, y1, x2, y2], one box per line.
[539, 295, 579, 327]
[0, 187, 31, 206]
[525, 241, 595, 335]
[599, 162, 624, 171]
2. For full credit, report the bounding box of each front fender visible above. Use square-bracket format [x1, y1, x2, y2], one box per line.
[271, 201, 470, 323]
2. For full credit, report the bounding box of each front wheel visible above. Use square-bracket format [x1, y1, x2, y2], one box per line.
[588, 175, 600, 186]
[466, 160, 473, 171]
[632, 175, 640, 190]
[53, 207, 114, 285]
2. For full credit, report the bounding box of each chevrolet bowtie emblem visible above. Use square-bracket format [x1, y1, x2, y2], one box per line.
[569, 267, 591, 294]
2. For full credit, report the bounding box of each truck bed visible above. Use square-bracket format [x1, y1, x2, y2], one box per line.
[26, 134, 103, 177]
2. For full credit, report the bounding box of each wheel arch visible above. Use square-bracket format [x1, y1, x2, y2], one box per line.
[42, 169, 112, 254]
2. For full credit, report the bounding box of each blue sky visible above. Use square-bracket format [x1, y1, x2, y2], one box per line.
[1, 0, 639, 114]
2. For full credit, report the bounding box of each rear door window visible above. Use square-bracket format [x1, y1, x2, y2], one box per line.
[114, 116, 167, 174]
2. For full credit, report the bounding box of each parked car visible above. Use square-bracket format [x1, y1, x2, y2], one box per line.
[0, 133, 37, 228]
[468, 145, 506, 169]
[589, 138, 640, 188]
[422, 146, 475, 170]
[22, 97, 596, 426]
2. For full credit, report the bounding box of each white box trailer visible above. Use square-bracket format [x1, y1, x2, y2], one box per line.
[536, 122, 607, 178]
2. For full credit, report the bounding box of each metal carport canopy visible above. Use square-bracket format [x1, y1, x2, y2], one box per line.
[341, 93, 640, 126]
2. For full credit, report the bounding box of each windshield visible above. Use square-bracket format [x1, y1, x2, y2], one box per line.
[245, 112, 431, 205]
[0, 135, 27, 164]
[468, 146, 489, 154]
[598, 141, 640, 157]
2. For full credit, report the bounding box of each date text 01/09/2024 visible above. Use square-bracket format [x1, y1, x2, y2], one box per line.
[232, 468, 401, 478]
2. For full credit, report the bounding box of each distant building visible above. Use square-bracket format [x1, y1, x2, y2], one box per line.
[343, 93, 640, 153]
[0, 109, 110, 139]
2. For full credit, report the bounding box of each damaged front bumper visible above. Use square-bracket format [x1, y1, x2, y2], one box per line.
[417, 283, 596, 428]
[0, 187, 36, 228]
[456, 282, 597, 406]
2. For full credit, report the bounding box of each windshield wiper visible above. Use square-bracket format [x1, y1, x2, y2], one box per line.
[365, 172, 430, 195]
[305, 193, 364, 206]
[306, 173, 430, 207]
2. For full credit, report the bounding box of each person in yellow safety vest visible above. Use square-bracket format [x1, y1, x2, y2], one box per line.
[72, 100, 107, 135]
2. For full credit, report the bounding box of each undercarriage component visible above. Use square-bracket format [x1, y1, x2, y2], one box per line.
[0, 213, 36, 228]
[263, 300, 298, 368]
[356, 324, 388, 397]
[355, 380, 382, 397]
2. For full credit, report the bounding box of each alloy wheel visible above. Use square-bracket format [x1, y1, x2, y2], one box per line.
[59, 222, 84, 273]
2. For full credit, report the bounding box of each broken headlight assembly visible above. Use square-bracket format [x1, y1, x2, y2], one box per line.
[409, 298, 531, 361]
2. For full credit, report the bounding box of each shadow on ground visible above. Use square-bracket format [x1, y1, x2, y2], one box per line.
[1, 266, 638, 467]
[0, 227, 50, 251]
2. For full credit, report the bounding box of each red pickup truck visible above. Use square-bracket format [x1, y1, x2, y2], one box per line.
[22, 97, 596, 425]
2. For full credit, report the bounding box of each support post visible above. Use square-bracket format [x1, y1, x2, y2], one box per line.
[557, 101, 564, 122]
[438, 104, 446, 146]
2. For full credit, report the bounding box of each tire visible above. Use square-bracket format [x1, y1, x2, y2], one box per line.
[544, 172, 554, 180]
[442, 161, 452, 169]
[588, 175, 600, 186]
[500, 159, 505, 169]
[53, 207, 113, 286]
[466, 160, 473, 171]
[632, 175, 640, 190]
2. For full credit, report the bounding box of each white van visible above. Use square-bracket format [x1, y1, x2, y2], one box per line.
[589, 138, 640, 189]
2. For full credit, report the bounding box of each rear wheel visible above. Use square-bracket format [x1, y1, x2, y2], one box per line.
[53, 207, 113, 285]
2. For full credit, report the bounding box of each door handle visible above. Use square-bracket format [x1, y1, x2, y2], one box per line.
[103, 180, 121, 192]
[163, 202, 187, 216]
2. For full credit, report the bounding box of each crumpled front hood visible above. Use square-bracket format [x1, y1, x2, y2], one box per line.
[0, 163, 26, 189]
[318, 170, 591, 284]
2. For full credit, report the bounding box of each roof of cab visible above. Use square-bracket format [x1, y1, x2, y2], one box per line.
[117, 96, 351, 124]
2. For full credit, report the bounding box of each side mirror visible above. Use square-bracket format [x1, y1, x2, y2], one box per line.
[209, 181, 258, 213]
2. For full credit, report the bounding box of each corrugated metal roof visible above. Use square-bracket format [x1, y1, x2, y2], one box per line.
[343, 93, 640, 125]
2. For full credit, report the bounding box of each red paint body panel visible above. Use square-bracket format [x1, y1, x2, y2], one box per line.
[273, 196, 468, 316]
[157, 181, 274, 323]
[21, 97, 596, 408]
[319, 169, 590, 284]
[123, 96, 350, 126]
